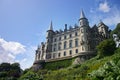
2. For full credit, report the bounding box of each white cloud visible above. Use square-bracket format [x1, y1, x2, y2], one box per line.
[0, 38, 38, 70]
[99, 1, 110, 12]
[103, 7, 120, 27]
[89, 1, 120, 29]
[0, 38, 26, 64]
[1, 40, 26, 55]
[18, 46, 37, 70]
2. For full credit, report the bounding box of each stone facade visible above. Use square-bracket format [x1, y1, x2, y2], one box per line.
[34, 10, 110, 63]
[113, 34, 120, 47]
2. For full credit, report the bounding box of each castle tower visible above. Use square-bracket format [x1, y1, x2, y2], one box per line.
[98, 20, 110, 39]
[79, 10, 91, 52]
[35, 45, 41, 61]
[46, 21, 54, 53]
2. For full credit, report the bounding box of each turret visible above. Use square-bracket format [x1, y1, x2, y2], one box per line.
[35, 45, 41, 61]
[79, 10, 91, 52]
[46, 21, 54, 38]
[79, 10, 89, 27]
[98, 20, 110, 39]
[46, 21, 54, 53]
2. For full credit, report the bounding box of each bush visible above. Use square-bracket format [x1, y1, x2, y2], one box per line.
[88, 56, 120, 80]
[44, 58, 73, 70]
[19, 70, 43, 80]
[97, 39, 116, 57]
[111, 23, 120, 38]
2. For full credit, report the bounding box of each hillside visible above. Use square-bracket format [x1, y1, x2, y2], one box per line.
[0, 23, 119, 80]
[19, 23, 120, 80]
[19, 47, 120, 80]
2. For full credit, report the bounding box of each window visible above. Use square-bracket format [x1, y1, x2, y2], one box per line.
[47, 39, 49, 42]
[76, 49, 78, 53]
[69, 50, 72, 55]
[75, 38, 78, 47]
[53, 53, 56, 58]
[64, 51, 66, 56]
[69, 34, 72, 38]
[75, 32, 78, 36]
[64, 35, 67, 39]
[82, 47, 84, 51]
[58, 53, 61, 57]
[54, 44, 57, 51]
[81, 29, 83, 33]
[69, 40, 72, 48]
[80, 22, 82, 25]
[64, 41, 67, 49]
[58, 43, 61, 50]
[54, 38, 57, 42]
[59, 37, 61, 40]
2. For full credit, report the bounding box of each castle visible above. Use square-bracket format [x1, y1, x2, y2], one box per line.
[33, 10, 110, 67]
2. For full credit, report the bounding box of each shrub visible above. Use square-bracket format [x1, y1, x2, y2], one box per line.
[44, 58, 73, 70]
[97, 39, 116, 57]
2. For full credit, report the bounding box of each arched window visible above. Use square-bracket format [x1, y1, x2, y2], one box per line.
[58, 53, 61, 57]
[64, 41, 67, 49]
[64, 35, 67, 39]
[75, 32, 78, 36]
[47, 39, 49, 42]
[82, 47, 84, 51]
[75, 38, 79, 47]
[69, 34, 72, 38]
[69, 40, 72, 48]
[54, 38, 57, 42]
[59, 37, 61, 41]
[81, 29, 83, 33]
[76, 49, 78, 53]
[69, 50, 72, 55]
[58, 42, 62, 50]
[64, 51, 66, 56]
[53, 53, 56, 58]
[54, 44, 57, 51]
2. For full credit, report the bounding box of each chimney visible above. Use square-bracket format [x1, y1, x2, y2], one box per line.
[64, 24, 67, 31]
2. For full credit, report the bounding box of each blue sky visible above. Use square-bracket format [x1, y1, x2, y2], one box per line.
[0, 0, 120, 70]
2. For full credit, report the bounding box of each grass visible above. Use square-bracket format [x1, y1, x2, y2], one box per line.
[20, 48, 120, 80]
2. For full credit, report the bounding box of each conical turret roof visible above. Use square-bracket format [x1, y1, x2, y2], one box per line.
[80, 10, 86, 18]
[49, 21, 53, 30]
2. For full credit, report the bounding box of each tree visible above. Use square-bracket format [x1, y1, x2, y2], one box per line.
[97, 39, 116, 57]
[0, 62, 22, 79]
[111, 23, 120, 38]
[0, 63, 11, 72]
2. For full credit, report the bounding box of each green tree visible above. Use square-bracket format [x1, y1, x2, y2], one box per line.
[0, 63, 11, 72]
[0, 62, 22, 79]
[97, 39, 116, 57]
[111, 23, 120, 38]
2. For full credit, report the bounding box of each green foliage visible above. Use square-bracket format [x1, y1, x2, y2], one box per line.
[44, 58, 74, 70]
[20, 44, 120, 80]
[20, 49, 120, 80]
[97, 39, 116, 57]
[22, 68, 30, 75]
[0, 62, 21, 79]
[89, 56, 120, 79]
[111, 23, 120, 38]
[0, 63, 11, 72]
[19, 70, 43, 80]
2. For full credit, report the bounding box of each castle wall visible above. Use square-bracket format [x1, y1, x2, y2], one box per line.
[34, 11, 110, 62]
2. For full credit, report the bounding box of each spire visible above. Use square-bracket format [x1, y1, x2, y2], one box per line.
[49, 21, 53, 30]
[80, 10, 86, 19]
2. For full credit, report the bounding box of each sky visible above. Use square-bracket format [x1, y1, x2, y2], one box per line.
[0, 0, 120, 70]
